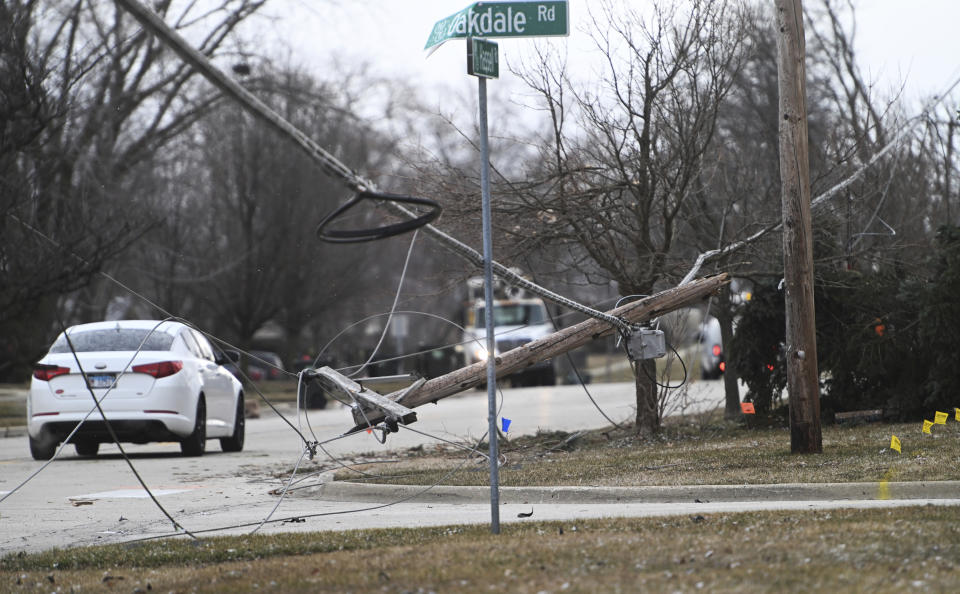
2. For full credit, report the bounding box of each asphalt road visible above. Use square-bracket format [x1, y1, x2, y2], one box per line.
[2, 381, 956, 555]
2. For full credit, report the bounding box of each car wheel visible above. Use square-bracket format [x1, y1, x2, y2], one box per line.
[29, 434, 57, 461]
[180, 397, 206, 457]
[74, 440, 99, 457]
[220, 394, 245, 452]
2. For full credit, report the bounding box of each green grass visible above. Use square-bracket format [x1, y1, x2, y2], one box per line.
[0, 384, 27, 428]
[3, 507, 958, 592]
[3, 412, 958, 591]
[333, 413, 960, 487]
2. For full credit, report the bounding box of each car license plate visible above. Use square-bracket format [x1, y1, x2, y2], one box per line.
[86, 374, 115, 389]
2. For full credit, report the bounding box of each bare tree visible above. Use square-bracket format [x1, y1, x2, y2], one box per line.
[801, 0, 940, 273]
[679, 4, 785, 418]
[0, 0, 265, 377]
[924, 103, 959, 226]
[132, 63, 423, 367]
[497, 0, 748, 437]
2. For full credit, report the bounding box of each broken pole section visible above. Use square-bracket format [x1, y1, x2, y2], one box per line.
[306, 367, 418, 432]
[355, 274, 729, 425]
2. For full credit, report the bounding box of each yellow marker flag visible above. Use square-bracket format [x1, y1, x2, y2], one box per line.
[955, 408, 960, 422]
[935, 411, 948, 425]
[890, 435, 901, 453]
[922, 420, 934, 434]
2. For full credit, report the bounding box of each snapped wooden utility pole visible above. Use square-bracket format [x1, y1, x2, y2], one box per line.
[774, 0, 822, 454]
[345, 274, 729, 427]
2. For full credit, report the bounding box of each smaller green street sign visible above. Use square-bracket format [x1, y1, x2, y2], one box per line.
[468, 38, 499, 79]
[425, 1, 568, 51]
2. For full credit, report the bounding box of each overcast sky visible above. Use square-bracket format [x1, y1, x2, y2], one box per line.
[251, 0, 960, 110]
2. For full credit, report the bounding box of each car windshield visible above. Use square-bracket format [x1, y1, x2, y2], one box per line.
[49, 328, 175, 353]
[476, 304, 547, 327]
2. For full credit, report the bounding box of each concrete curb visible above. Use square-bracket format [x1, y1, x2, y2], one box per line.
[1, 425, 26, 439]
[306, 480, 960, 505]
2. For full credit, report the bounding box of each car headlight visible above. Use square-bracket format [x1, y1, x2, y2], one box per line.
[474, 346, 488, 362]
[473, 345, 498, 362]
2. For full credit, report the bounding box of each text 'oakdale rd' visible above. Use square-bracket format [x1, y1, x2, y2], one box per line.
[425, 1, 569, 50]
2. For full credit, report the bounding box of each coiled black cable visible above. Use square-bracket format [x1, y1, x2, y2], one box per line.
[316, 189, 441, 243]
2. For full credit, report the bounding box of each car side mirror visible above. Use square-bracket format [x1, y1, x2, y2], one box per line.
[216, 349, 241, 365]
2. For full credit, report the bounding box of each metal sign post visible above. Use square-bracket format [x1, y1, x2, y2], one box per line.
[426, 0, 569, 536]
[472, 37, 501, 534]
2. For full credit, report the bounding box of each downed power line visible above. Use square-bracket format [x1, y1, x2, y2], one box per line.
[112, 0, 633, 334]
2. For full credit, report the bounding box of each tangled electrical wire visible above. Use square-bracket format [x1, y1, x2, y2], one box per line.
[0, 209, 518, 544]
[2, 312, 508, 545]
[2, 207, 671, 549]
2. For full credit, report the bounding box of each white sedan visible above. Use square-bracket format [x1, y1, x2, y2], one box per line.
[28, 320, 245, 460]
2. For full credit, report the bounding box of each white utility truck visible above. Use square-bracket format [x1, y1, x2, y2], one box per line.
[458, 275, 557, 386]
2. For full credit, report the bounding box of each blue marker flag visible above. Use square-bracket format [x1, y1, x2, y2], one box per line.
[501, 417, 512, 433]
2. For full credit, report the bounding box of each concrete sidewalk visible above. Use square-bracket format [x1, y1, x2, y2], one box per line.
[309, 479, 960, 505]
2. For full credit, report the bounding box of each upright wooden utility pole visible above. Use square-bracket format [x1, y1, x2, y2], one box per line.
[774, 0, 822, 453]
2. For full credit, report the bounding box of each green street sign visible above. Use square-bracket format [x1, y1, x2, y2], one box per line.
[468, 38, 499, 79]
[425, 1, 568, 50]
